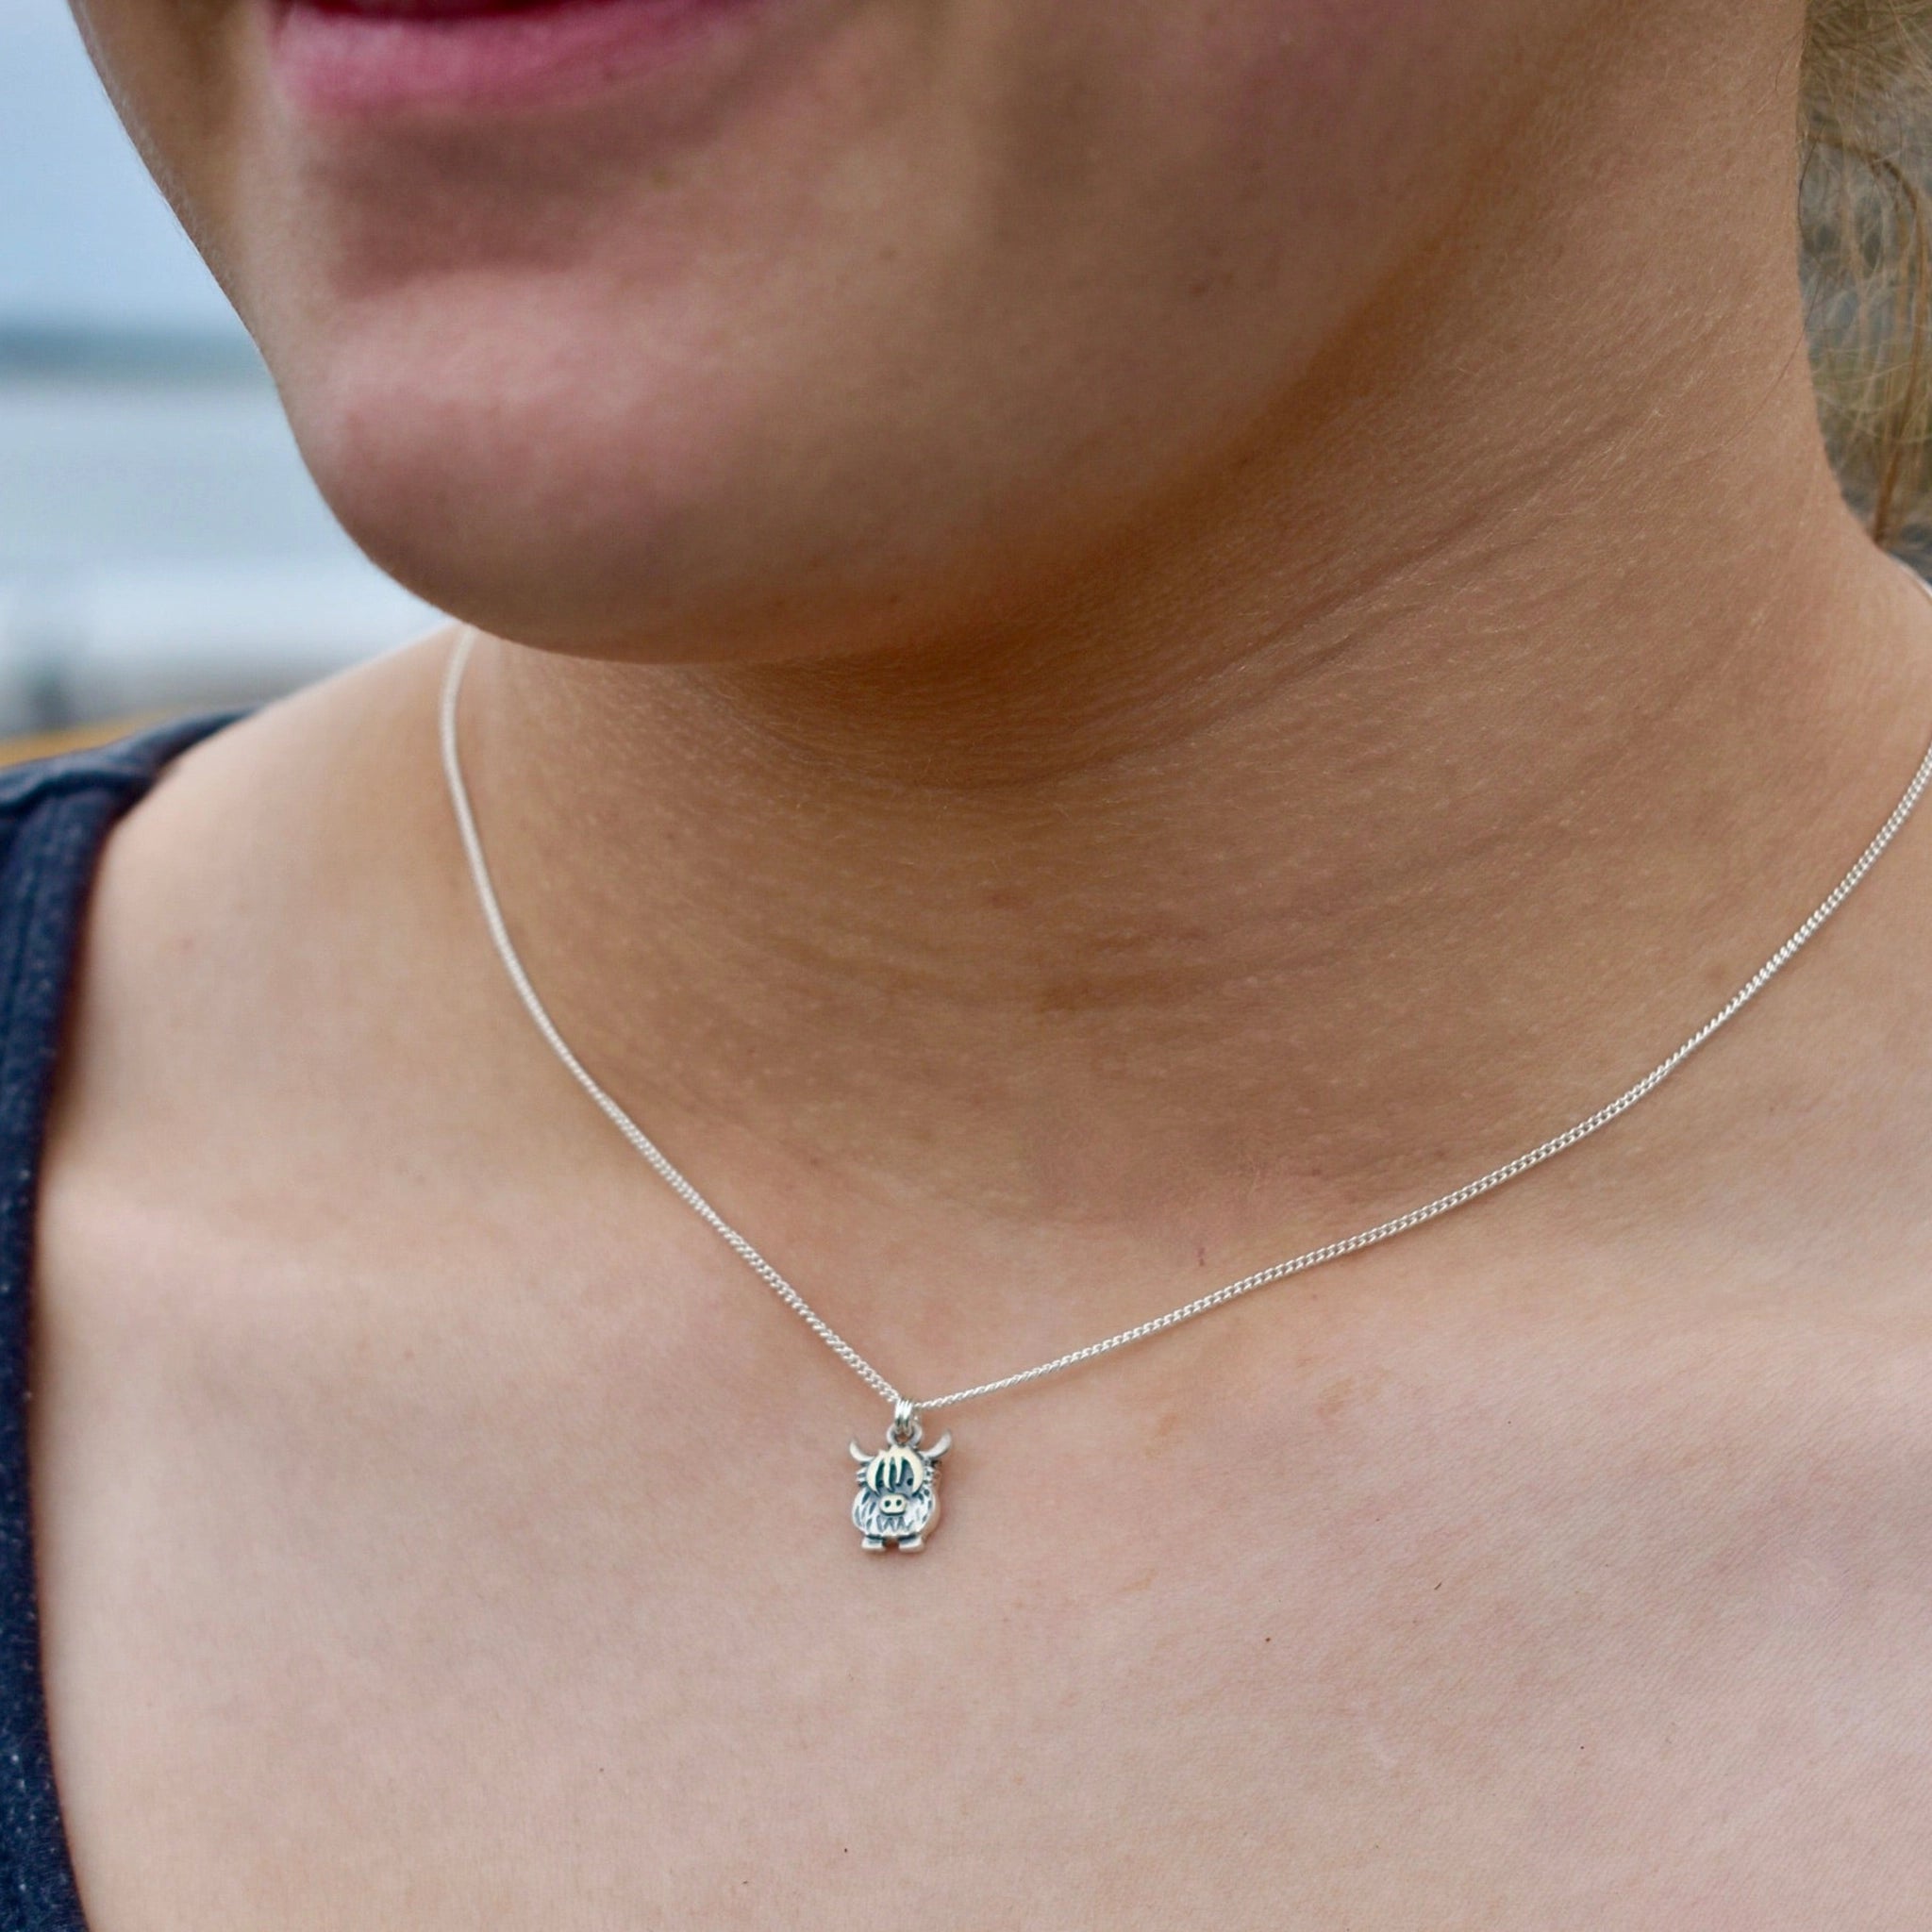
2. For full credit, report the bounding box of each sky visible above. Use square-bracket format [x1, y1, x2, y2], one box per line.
[0, 0, 242, 333]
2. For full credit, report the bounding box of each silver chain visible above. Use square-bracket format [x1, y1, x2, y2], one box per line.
[440, 598, 1932, 1421]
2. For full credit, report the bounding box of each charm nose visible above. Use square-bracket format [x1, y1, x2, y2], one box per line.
[880, 1497, 906, 1514]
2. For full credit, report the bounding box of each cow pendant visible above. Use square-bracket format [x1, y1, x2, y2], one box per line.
[850, 1400, 951, 1552]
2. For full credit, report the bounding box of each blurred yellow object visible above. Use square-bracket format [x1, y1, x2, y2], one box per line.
[0, 718, 165, 767]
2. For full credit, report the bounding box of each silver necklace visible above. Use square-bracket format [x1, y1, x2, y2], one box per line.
[440, 608, 1932, 1554]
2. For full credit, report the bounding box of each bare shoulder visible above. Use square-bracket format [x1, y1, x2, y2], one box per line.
[89, 630, 455, 954]
[64, 631, 456, 1062]
[37, 628, 486, 1320]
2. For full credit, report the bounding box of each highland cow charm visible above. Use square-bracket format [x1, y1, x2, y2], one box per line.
[850, 1401, 951, 1552]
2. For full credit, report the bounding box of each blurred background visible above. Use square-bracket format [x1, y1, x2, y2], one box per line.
[0, 0, 433, 739]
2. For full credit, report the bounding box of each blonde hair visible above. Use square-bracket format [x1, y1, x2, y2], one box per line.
[1804, 1, 1932, 553]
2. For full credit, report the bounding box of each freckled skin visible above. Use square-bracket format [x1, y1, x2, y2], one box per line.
[35, 0, 1932, 1926]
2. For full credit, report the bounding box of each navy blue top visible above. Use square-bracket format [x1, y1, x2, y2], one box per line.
[0, 718, 238, 1930]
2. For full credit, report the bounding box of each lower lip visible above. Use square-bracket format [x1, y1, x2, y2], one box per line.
[271, 0, 769, 117]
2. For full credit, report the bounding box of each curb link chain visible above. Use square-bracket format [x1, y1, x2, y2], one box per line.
[441, 578, 1932, 1424]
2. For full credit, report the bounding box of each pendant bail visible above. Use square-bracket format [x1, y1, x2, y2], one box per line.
[890, 1397, 922, 1446]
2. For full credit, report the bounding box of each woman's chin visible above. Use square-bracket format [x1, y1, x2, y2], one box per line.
[298, 425, 874, 664]
[269, 293, 1040, 664]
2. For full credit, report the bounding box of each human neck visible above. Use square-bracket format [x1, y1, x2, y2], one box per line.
[453, 53, 1932, 1257]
